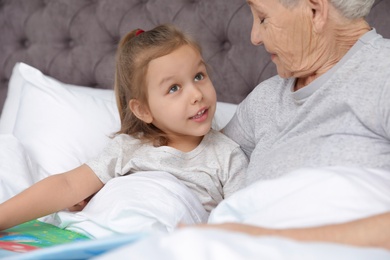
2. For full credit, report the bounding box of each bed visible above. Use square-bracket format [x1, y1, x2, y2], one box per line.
[1, 0, 390, 259]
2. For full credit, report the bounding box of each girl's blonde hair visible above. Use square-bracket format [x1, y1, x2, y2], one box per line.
[115, 24, 202, 146]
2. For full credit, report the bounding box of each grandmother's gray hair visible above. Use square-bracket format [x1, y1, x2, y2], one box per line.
[279, 0, 375, 19]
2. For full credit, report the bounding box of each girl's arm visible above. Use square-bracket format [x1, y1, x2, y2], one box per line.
[0, 164, 103, 230]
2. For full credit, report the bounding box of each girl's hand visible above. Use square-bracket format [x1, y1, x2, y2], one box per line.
[67, 194, 94, 212]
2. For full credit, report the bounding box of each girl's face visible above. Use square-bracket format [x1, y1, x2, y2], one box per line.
[144, 44, 217, 149]
[248, 0, 319, 79]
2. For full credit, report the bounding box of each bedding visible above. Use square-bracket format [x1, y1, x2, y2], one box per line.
[209, 166, 390, 228]
[93, 229, 390, 260]
[0, 63, 120, 182]
[91, 167, 390, 259]
[0, 135, 34, 203]
[44, 171, 208, 239]
[23, 167, 390, 259]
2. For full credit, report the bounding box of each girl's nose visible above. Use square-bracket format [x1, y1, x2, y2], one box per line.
[191, 86, 203, 104]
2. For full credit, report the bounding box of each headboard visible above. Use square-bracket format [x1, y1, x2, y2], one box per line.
[1, 0, 389, 116]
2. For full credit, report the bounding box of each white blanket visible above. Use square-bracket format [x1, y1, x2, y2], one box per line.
[209, 166, 390, 228]
[93, 229, 390, 260]
[92, 167, 390, 259]
[44, 171, 208, 238]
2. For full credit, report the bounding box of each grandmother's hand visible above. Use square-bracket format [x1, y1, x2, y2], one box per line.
[178, 222, 273, 237]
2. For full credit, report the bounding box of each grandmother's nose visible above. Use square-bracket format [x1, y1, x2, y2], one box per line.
[251, 23, 263, 46]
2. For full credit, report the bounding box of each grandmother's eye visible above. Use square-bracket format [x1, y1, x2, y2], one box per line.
[168, 85, 180, 94]
[260, 18, 265, 24]
[194, 72, 205, 81]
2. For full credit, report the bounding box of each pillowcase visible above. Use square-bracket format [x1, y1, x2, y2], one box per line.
[213, 102, 237, 131]
[0, 63, 120, 181]
[0, 134, 35, 203]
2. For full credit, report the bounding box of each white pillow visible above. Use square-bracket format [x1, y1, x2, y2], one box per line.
[0, 134, 35, 203]
[213, 102, 237, 131]
[0, 63, 121, 181]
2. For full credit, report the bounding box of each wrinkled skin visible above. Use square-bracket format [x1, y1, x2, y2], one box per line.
[247, 0, 370, 89]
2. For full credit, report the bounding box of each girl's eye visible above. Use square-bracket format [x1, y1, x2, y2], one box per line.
[194, 72, 205, 82]
[168, 85, 180, 94]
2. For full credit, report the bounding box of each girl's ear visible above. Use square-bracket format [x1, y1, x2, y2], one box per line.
[307, 0, 328, 33]
[129, 99, 153, 123]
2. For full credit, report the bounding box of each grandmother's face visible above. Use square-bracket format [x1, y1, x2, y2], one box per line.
[247, 0, 317, 78]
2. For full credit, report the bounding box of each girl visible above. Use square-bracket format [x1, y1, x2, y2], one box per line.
[0, 24, 248, 230]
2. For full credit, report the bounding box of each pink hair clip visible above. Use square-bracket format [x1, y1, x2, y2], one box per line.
[135, 29, 145, 36]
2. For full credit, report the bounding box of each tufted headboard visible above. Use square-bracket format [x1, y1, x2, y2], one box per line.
[1, 0, 389, 116]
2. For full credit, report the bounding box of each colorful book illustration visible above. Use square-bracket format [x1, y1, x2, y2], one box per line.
[0, 220, 89, 257]
[0, 220, 146, 259]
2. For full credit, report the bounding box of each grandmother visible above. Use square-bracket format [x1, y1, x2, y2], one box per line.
[200, 0, 390, 249]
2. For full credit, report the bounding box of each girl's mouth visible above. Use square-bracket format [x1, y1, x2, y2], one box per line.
[190, 108, 208, 120]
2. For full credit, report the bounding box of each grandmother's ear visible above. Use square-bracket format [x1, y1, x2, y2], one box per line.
[129, 99, 153, 123]
[307, 0, 328, 33]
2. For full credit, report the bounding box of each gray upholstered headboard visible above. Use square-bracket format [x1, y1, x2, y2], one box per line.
[1, 0, 389, 116]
